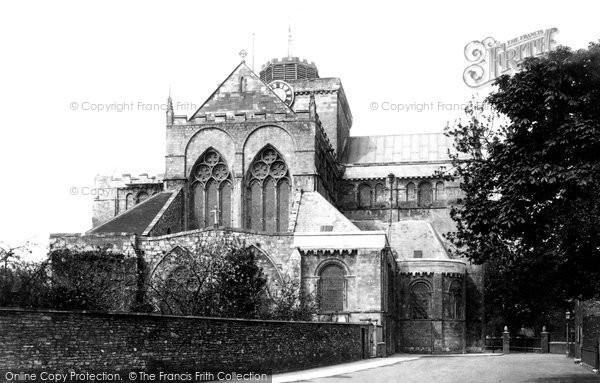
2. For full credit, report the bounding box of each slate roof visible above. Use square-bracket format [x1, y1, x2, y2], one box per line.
[88, 192, 173, 235]
[351, 220, 450, 260]
[342, 133, 454, 164]
[294, 192, 360, 233]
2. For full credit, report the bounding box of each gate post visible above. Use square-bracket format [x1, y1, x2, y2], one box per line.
[503, 326, 510, 354]
[596, 336, 600, 372]
[541, 326, 549, 354]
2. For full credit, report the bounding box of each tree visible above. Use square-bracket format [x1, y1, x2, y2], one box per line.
[48, 248, 137, 311]
[2, 239, 311, 321]
[261, 275, 319, 321]
[217, 244, 268, 318]
[1, 243, 138, 311]
[0, 242, 51, 308]
[150, 238, 267, 319]
[444, 42, 600, 332]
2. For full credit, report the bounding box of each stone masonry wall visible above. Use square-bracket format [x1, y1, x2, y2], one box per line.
[166, 121, 318, 230]
[301, 249, 383, 318]
[398, 320, 465, 353]
[49, 233, 138, 257]
[397, 270, 467, 353]
[291, 79, 352, 157]
[0, 309, 369, 375]
[140, 228, 298, 282]
[49, 228, 299, 292]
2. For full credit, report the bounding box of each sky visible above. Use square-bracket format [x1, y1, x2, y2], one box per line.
[0, 0, 598, 258]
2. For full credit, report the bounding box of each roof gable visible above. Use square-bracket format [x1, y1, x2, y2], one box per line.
[191, 62, 293, 118]
[294, 191, 360, 233]
[87, 192, 173, 235]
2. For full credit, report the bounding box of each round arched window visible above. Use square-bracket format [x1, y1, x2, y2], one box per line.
[319, 264, 345, 312]
[445, 281, 462, 320]
[410, 281, 432, 319]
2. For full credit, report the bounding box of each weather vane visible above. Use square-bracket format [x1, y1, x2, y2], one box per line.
[239, 49, 248, 61]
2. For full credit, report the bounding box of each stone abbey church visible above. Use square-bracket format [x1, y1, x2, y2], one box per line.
[51, 56, 484, 355]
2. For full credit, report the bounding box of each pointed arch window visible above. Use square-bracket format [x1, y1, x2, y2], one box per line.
[190, 149, 233, 229]
[245, 146, 291, 233]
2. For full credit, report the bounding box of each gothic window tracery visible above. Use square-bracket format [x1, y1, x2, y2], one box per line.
[245, 146, 290, 232]
[190, 149, 232, 229]
[166, 266, 199, 292]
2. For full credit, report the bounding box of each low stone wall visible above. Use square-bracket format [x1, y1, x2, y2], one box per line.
[398, 319, 465, 353]
[549, 341, 569, 354]
[49, 232, 138, 257]
[48, 228, 300, 292]
[0, 308, 368, 375]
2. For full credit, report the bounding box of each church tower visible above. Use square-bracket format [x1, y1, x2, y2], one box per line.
[259, 57, 353, 159]
[162, 56, 349, 232]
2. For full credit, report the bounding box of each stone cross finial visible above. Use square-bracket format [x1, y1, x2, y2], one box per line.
[239, 49, 248, 62]
[210, 205, 220, 227]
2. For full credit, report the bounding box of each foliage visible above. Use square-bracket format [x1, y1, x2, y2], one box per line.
[261, 275, 319, 321]
[48, 248, 137, 311]
[0, 242, 51, 308]
[2, 239, 314, 322]
[443, 42, 600, 331]
[149, 238, 267, 319]
[0, 244, 137, 311]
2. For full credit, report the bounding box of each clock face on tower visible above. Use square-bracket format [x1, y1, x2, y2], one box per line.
[268, 80, 294, 106]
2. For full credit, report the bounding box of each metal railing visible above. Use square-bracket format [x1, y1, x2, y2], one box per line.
[483, 337, 503, 353]
[582, 344, 599, 371]
[510, 336, 542, 353]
